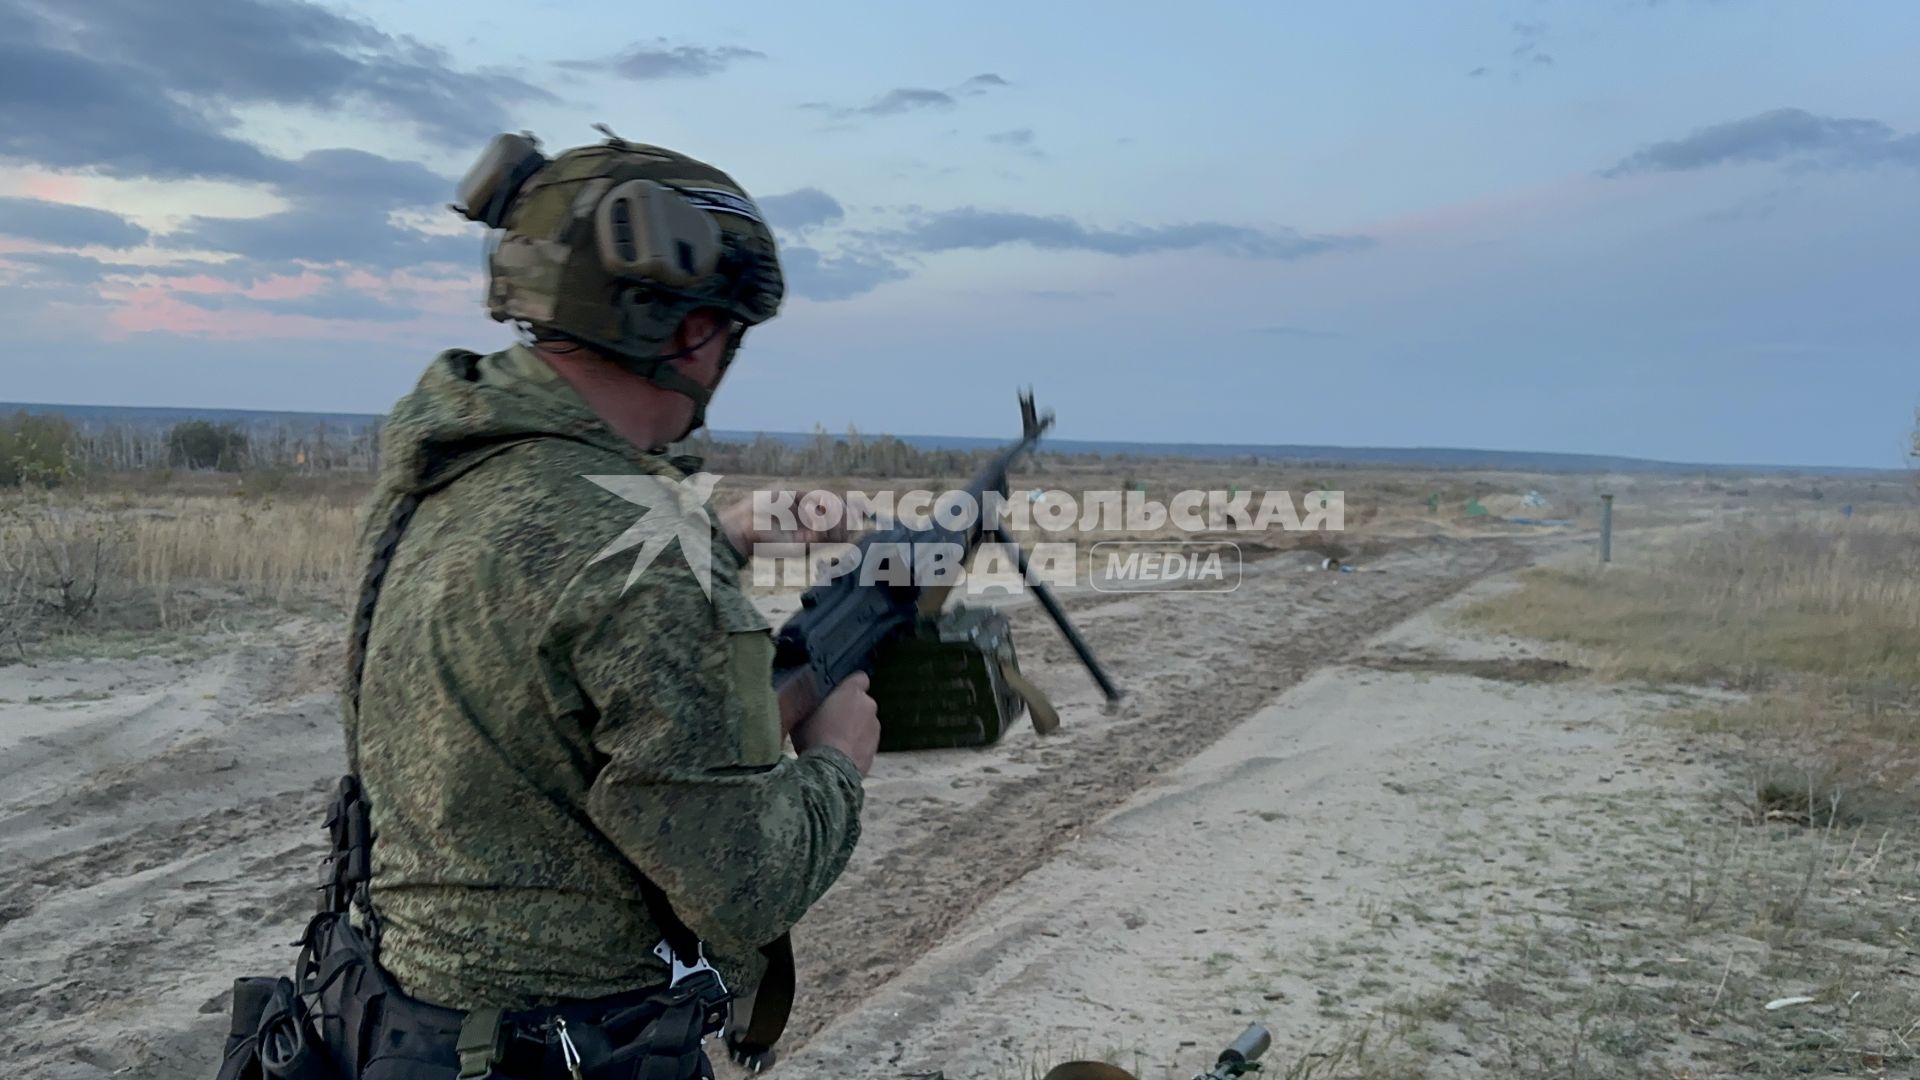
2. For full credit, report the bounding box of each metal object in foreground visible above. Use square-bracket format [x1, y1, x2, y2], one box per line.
[1039, 1022, 1272, 1080]
[1196, 1023, 1271, 1079]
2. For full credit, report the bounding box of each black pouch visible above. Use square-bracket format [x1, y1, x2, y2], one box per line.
[214, 976, 341, 1080]
[514, 981, 720, 1080]
[214, 977, 276, 1080]
[577, 1001, 714, 1080]
[299, 911, 461, 1080]
[258, 976, 341, 1080]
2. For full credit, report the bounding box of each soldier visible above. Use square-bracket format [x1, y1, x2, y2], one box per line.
[274, 133, 879, 1079]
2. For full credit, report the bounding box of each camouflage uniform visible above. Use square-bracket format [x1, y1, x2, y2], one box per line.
[343, 341, 864, 1012]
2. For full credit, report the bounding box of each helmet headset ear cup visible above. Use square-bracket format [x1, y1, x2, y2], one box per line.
[595, 180, 723, 287]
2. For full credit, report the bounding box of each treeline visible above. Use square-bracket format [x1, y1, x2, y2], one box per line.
[676, 425, 1004, 478]
[77, 419, 381, 473]
[2, 413, 1040, 489]
[1, 411, 379, 486]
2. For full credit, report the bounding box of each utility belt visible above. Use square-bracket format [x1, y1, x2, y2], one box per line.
[211, 777, 734, 1080]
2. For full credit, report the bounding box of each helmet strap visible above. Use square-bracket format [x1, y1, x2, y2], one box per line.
[530, 297, 745, 446]
[615, 319, 745, 445]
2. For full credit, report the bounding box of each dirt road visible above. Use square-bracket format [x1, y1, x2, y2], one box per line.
[774, 573, 1715, 1078]
[0, 534, 1524, 1078]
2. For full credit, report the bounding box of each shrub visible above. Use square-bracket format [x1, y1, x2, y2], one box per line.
[0, 411, 78, 488]
[167, 420, 250, 471]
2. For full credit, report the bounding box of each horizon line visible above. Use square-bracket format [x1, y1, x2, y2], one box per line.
[1, 399, 1907, 477]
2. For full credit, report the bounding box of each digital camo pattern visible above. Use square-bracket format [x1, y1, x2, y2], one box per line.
[342, 343, 864, 1011]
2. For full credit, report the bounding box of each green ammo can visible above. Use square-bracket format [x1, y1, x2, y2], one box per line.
[866, 604, 1038, 751]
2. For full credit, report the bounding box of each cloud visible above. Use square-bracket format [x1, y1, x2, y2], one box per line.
[0, 253, 107, 328]
[0, 38, 288, 182]
[0, 0, 554, 189]
[987, 129, 1045, 161]
[1477, 18, 1555, 80]
[1604, 108, 1920, 176]
[0, 197, 150, 249]
[885, 208, 1374, 261]
[175, 287, 418, 322]
[93, 261, 485, 339]
[807, 73, 1011, 122]
[778, 246, 910, 302]
[164, 148, 477, 268]
[959, 73, 1010, 95]
[277, 147, 450, 208]
[859, 88, 958, 117]
[758, 188, 846, 233]
[564, 41, 767, 80]
[0, 0, 523, 340]
[0, 251, 245, 289]
[7, 0, 556, 152]
[0, 251, 120, 289]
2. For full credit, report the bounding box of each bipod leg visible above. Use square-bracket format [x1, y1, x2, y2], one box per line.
[991, 527, 1122, 703]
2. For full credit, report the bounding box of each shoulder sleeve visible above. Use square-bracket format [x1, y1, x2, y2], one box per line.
[551, 516, 864, 958]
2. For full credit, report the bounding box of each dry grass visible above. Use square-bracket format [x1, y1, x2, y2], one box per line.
[1434, 507, 1920, 1078]
[1462, 508, 1920, 816]
[1426, 797, 1919, 1079]
[1, 484, 364, 651]
[116, 495, 361, 600]
[1460, 510, 1920, 686]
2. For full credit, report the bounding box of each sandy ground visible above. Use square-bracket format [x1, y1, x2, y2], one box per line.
[769, 575, 1716, 1079]
[0, 532, 1545, 1078]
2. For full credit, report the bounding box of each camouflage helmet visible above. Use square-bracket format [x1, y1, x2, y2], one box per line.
[452, 129, 784, 433]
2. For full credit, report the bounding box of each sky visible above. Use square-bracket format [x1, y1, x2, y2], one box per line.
[0, 0, 1915, 469]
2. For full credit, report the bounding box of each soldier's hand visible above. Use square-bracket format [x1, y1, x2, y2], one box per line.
[791, 672, 880, 776]
[719, 489, 850, 558]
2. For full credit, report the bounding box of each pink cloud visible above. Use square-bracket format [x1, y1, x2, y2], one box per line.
[112, 270, 332, 298]
[7, 228, 490, 346]
[339, 266, 482, 317]
[102, 285, 466, 344]
[21, 175, 85, 202]
[141, 273, 243, 295]
[244, 271, 331, 300]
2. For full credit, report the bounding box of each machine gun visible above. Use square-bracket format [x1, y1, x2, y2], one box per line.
[731, 392, 1123, 1070]
[769, 390, 1123, 736]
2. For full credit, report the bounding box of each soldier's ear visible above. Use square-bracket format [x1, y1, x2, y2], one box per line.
[672, 309, 727, 356]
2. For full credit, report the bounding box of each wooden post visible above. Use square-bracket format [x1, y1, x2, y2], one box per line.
[1600, 493, 1614, 564]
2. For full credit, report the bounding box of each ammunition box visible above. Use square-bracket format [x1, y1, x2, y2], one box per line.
[868, 604, 1027, 751]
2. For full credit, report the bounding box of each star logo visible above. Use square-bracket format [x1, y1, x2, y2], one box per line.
[582, 471, 724, 597]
